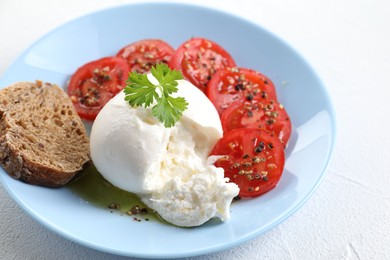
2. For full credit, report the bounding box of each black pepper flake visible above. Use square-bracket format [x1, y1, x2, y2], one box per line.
[243, 154, 249, 159]
[108, 203, 120, 210]
[233, 195, 241, 201]
[246, 94, 254, 101]
[131, 205, 148, 215]
[268, 143, 274, 149]
[133, 217, 141, 222]
[247, 110, 253, 117]
[263, 176, 269, 181]
[235, 83, 245, 91]
[255, 141, 265, 153]
[266, 119, 275, 125]
[131, 205, 141, 214]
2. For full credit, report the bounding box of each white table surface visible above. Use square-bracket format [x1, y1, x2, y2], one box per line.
[1, 0, 389, 259]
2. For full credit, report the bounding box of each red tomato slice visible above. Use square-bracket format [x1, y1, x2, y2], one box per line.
[168, 37, 236, 92]
[67, 57, 129, 120]
[116, 39, 174, 73]
[221, 98, 291, 145]
[207, 67, 278, 116]
[210, 128, 285, 197]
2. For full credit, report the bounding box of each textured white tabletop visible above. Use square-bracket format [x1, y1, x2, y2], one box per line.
[1, 0, 389, 259]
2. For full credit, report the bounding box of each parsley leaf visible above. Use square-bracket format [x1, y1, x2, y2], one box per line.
[124, 63, 188, 127]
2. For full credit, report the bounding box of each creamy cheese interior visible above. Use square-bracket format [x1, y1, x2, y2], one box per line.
[141, 118, 237, 227]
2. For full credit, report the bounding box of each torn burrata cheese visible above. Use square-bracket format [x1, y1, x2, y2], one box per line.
[90, 76, 239, 227]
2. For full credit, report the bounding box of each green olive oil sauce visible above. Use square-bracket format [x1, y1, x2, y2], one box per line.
[67, 164, 159, 222]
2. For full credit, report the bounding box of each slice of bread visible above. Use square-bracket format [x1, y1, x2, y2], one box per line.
[0, 81, 90, 187]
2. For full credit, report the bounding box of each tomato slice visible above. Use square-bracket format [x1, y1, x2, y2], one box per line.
[168, 37, 236, 92]
[210, 128, 285, 197]
[207, 67, 278, 116]
[116, 39, 174, 73]
[221, 98, 291, 145]
[67, 57, 130, 120]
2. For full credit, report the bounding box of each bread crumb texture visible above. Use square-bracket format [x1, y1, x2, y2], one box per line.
[0, 81, 90, 187]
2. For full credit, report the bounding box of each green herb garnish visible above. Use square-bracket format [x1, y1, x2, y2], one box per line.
[124, 63, 188, 128]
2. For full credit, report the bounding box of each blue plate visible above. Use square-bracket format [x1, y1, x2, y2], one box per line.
[0, 2, 336, 258]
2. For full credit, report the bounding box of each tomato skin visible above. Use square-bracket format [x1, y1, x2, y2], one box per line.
[221, 98, 291, 145]
[67, 57, 129, 120]
[207, 67, 278, 116]
[116, 39, 174, 73]
[210, 128, 285, 197]
[168, 37, 236, 92]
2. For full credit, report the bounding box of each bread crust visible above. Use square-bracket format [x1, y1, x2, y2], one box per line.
[0, 81, 90, 187]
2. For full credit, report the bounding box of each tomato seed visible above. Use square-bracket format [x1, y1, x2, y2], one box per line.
[260, 171, 268, 176]
[242, 162, 252, 167]
[267, 163, 277, 169]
